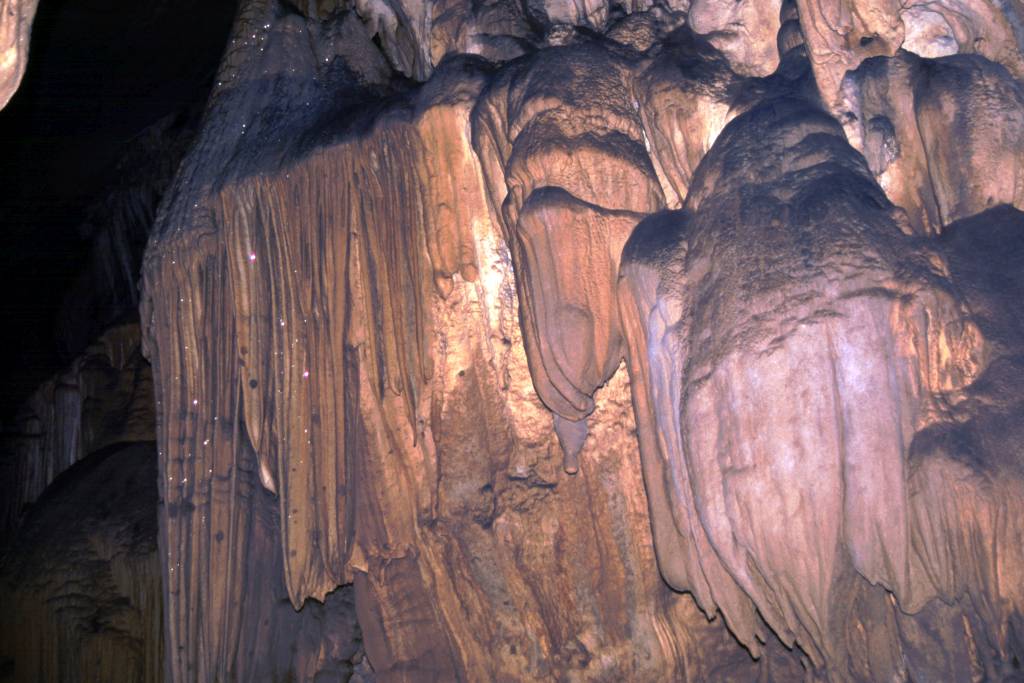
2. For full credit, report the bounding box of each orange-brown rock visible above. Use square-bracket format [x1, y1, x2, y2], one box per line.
[900, 0, 1024, 74]
[796, 0, 906, 110]
[473, 39, 663, 422]
[687, 0, 782, 76]
[126, 0, 1024, 681]
[139, 5, 807, 681]
[633, 28, 744, 208]
[843, 51, 1024, 233]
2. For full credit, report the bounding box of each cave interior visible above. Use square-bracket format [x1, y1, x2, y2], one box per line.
[1, 0, 1024, 681]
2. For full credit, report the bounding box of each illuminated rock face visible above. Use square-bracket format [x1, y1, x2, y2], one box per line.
[0, 0, 37, 109]
[138, 1, 1024, 681]
[620, 67, 998, 675]
[842, 51, 1024, 234]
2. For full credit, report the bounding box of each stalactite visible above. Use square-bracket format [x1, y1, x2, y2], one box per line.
[132, 0, 1024, 680]
[0, 324, 153, 542]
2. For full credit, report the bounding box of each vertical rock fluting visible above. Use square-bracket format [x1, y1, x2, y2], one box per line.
[0, 324, 154, 542]
[138, 0, 1024, 681]
[142, 5, 800, 680]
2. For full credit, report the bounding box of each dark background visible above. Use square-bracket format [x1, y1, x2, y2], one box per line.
[0, 0, 237, 418]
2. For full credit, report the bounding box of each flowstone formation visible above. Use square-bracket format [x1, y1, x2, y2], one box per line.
[137, 0, 1024, 680]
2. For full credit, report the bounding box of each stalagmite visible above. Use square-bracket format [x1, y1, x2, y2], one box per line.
[0, 443, 164, 683]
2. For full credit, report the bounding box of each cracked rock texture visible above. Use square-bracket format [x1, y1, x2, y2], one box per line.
[117, 0, 1024, 680]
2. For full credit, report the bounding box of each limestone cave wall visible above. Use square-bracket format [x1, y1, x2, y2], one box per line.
[4, 0, 1024, 680]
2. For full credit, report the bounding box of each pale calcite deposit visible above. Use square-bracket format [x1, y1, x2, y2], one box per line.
[0, 0, 37, 109]
[619, 71, 994, 672]
[842, 51, 1024, 233]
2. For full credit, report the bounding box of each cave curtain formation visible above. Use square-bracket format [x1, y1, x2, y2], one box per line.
[8, 0, 1024, 679]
